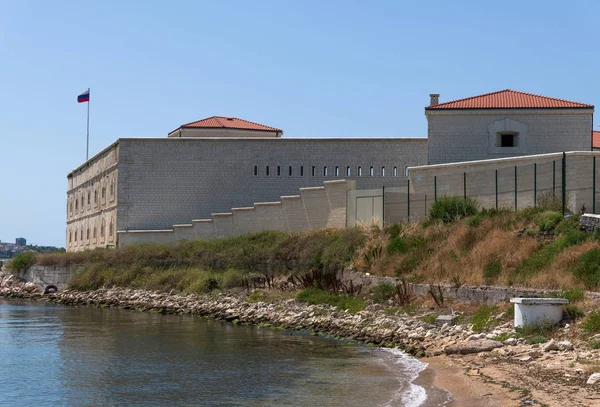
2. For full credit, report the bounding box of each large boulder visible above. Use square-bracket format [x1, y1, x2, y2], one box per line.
[445, 339, 503, 355]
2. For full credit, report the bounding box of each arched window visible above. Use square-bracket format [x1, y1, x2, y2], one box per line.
[101, 220, 105, 237]
[109, 219, 114, 237]
[86, 228, 89, 240]
[93, 226, 97, 239]
[75, 199, 78, 210]
[69, 231, 72, 243]
[94, 190, 98, 203]
[87, 192, 91, 206]
[74, 229, 77, 242]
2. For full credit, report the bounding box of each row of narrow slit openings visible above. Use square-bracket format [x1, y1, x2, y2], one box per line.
[254, 165, 400, 177]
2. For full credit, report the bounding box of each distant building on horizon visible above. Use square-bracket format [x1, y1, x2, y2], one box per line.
[15, 237, 26, 247]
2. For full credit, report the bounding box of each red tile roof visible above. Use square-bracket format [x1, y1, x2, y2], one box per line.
[593, 131, 600, 149]
[426, 89, 594, 110]
[177, 116, 282, 132]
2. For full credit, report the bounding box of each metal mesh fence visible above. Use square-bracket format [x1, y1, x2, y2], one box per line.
[347, 152, 600, 227]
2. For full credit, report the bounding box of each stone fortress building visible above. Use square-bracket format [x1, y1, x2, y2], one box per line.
[66, 89, 595, 252]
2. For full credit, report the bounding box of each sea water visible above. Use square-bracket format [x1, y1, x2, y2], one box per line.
[0, 299, 449, 407]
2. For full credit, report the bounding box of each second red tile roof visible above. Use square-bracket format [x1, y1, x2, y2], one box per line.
[593, 131, 600, 149]
[178, 116, 282, 132]
[426, 89, 594, 110]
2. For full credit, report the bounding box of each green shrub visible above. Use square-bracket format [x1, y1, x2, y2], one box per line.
[386, 224, 402, 238]
[493, 332, 512, 342]
[537, 211, 563, 232]
[483, 260, 501, 282]
[515, 320, 556, 344]
[6, 252, 36, 271]
[371, 281, 396, 303]
[471, 305, 498, 332]
[581, 311, 600, 334]
[387, 237, 409, 254]
[420, 314, 437, 324]
[572, 248, 600, 289]
[296, 288, 365, 313]
[589, 340, 600, 350]
[429, 197, 478, 223]
[555, 287, 585, 303]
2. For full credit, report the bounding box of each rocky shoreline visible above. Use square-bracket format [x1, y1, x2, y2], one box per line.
[3, 272, 600, 406]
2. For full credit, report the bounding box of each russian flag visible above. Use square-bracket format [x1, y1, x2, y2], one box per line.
[77, 89, 90, 103]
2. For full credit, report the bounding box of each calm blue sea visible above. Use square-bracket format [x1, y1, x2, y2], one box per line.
[0, 299, 450, 407]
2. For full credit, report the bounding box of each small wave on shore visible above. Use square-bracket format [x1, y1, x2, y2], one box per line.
[375, 348, 451, 407]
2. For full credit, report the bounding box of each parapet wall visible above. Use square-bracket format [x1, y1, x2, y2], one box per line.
[118, 179, 355, 246]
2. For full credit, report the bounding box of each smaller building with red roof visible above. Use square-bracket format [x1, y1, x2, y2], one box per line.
[168, 116, 283, 138]
[425, 89, 594, 165]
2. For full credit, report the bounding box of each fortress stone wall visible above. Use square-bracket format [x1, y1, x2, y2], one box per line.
[66, 143, 119, 251]
[66, 137, 428, 251]
[427, 109, 592, 165]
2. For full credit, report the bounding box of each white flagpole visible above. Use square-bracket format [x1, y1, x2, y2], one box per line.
[86, 88, 90, 161]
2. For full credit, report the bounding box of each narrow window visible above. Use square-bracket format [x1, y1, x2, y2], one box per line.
[86, 228, 89, 240]
[93, 227, 96, 239]
[381, 166, 385, 176]
[369, 166, 374, 176]
[266, 166, 270, 176]
[102, 187, 106, 199]
[346, 166, 351, 177]
[300, 166, 304, 176]
[254, 165, 258, 176]
[87, 192, 91, 205]
[110, 182, 115, 197]
[69, 232, 72, 243]
[75, 199, 78, 210]
[324, 166, 328, 176]
[393, 166, 397, 177]
[358, 166, 362, 177]
[94, 190, 97, 203]
[289, 166, 292, 176]
[101, 220, 105, 237]
[405, 166, 409, 177]
[277, 166, 281, 176]
[74, 231, 77, 242]
[335, 166, 339, 177]
[109, 220, 113, 237]
[312, 166, 316, 176]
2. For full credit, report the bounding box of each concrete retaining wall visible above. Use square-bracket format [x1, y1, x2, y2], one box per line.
[14, 265, 80, 291]
[118, 179, 356, 246]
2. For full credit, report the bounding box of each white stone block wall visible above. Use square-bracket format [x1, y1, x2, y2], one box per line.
[118, 179, 356, 246]
[116, 138, 427, 232]
[426, 109, 593, 165]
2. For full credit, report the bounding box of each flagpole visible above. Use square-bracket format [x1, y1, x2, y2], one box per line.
[86, 88, 90, 161]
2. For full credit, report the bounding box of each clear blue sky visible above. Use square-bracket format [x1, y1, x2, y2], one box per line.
[1, 0, 598, 247]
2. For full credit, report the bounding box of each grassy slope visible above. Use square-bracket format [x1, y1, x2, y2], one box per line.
[12, 206, 600, 293]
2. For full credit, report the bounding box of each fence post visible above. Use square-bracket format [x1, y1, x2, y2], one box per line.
[562, 152, 566, 216]
[495, 169, 498, 210]
[382, 186, 385, 227]
[434, 175, 437, 202]
[552, 160, 556, 196]
[407, 179, 410, 221]
[514, 166, 518, 210]
[463, 172, 466, 200]
[594, 156, 596, 214]
[533, 163, 537, 208]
